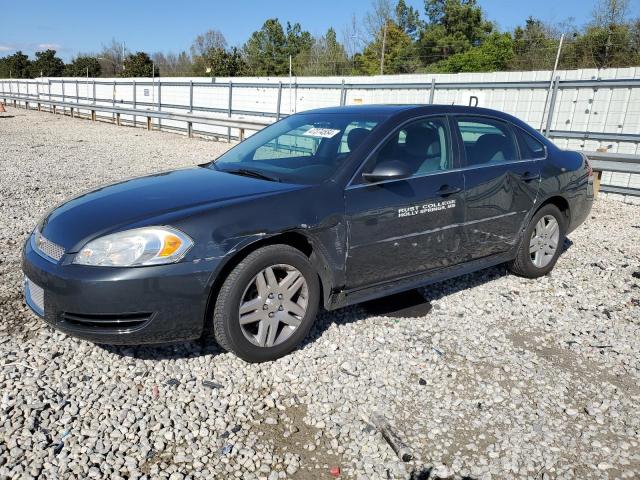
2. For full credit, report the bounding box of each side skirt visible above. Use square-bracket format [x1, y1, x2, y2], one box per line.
[326, 250, 516, 310]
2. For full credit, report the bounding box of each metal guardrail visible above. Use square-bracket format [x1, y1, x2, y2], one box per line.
[584, 151, 640, 197]
[0, 93, 272, 140]
[4, 77, 640, 89]
[3, 76, 640, 140]
[2, 91, 639, 197]
[586, 151, 640, 174]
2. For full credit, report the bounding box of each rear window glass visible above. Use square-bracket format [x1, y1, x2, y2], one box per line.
[455, 117, 518, 166]
[516, 128, 546, 159]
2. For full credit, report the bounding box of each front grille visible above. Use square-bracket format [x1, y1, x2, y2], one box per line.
[60, 312, 153, 331]
[24, 276, 45, 316]
[34, 230, 65, 262]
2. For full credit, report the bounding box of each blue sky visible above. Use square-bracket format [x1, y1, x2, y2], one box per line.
[1, 0, 637, 61]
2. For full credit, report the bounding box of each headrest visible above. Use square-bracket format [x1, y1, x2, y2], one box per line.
[346, 128, 370, 152]
[474, 133, 512, 164]
[405, 126, 438, 157]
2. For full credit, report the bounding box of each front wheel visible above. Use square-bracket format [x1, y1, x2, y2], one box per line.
[508, 204, 566, 278]
[213, 245, 320, 362]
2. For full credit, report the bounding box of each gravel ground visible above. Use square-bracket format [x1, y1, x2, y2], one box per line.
[0, 107, 639, 480]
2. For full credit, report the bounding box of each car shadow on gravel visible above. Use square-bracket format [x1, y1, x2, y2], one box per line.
[101, 239, 574, 361]
[100, 338, 224, 361]
[302, 264, 510, 348]
[303, 237, 574, 348]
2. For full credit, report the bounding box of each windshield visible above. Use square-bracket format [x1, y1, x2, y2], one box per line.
[210, 113, 387, 184]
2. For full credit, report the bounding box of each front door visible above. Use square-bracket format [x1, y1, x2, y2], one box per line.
[453, 116, 541, 260]
[344, 116, 466, 290]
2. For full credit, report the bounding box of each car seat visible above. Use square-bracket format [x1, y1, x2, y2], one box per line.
[472, 133, 515, 165]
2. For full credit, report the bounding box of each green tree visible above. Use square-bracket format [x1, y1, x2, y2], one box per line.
[432, 32, 514, 72]
[0, 51, 31, 78]
[243, 19, 288, 75]
[395, 0, 421, 39]
[296, 28, 351, 76]
[30, 49, 65, 77]
[190, 29, 246, 77]
[64, 56, 102, 77]
[121, 52, 155, 77]
[510, 17, 558, 71]
[418, 0, 494, 65]
[196, 47, 246, 76]
[152, 51, 194, 76]
[286, 22, 313, 63]
[358, 20, 415, 74]
[243, 19, 313, 76]
[565, 0, 640, 69]
[570, 23, 639, 68]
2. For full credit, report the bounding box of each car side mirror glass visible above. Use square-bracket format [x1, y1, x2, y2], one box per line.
[362, 159, 412, 183]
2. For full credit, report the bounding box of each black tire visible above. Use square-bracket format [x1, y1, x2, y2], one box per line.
[212, 245, 320, 363]
[508, 203, 566, 278]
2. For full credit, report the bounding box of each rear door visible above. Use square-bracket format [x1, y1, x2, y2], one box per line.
[453, 116, 541, 260]
[344, 116, 466, 289]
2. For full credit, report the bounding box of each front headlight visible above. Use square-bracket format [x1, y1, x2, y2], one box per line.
[73, 226, 193, 267]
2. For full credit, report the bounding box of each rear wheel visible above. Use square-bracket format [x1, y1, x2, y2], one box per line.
[508, 204, 566, 278]
[213, 245, 319, 362]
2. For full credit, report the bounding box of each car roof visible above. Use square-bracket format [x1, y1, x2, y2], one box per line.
[299, 104, 537, 135]
[301, 104, 516, 119]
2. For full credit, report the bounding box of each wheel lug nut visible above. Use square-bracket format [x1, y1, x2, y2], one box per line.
[263, 304, 268, 310]
[278, 306, 283, 311]
[278, 294, 283, 299]
[268, 312, 274, 318]
[268, 293, 274, 299]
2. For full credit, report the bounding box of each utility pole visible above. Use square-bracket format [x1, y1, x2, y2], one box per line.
[380, 22, 387, 75]
[540, 33, 565, 132]
[289, 55, 293, 113]
[152, 63, 155, 103]
[86, 67, 89, 105]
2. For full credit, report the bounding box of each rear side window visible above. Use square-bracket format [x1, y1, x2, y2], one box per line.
[455, 117, 518, 166]
[515, 128, 546, 159]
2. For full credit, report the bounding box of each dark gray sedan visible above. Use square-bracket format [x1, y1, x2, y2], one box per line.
[23, 105, 594, 362]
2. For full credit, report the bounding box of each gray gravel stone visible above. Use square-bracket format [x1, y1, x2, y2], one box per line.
[0, 107, 639, 479]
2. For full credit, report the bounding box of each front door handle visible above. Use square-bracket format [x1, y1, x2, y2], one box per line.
[438, 185, 462, 196]
[521, 172, 540, 182]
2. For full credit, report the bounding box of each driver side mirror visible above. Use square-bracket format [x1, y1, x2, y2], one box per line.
[362, 160, 412, 183]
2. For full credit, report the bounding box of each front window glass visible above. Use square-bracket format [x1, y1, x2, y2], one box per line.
[362, 117, 452, 179]
[211, 113, 386, 184]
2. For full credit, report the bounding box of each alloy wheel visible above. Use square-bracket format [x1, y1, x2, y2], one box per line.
[238, 264, 309, 348]
[529, 215, 560, 268]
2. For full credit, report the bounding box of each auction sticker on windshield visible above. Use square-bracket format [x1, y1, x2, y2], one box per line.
[303, 127, 341, 138]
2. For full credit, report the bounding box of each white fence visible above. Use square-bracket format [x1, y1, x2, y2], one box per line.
[2, 67, 640, 198]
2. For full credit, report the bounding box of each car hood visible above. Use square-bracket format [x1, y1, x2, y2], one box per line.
[39, 167, 304, 252]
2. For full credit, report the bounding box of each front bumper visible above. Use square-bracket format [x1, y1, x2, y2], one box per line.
[21, 237, 218, 345]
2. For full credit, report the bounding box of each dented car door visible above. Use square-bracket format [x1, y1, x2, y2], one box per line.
[344, 116, 466, 289]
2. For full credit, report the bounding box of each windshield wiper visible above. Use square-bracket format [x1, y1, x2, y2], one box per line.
[222, 168, 281, 182]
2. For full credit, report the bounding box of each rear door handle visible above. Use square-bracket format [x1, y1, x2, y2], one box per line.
[521, 172, 540, 182]
[437, 185, 462, 196]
